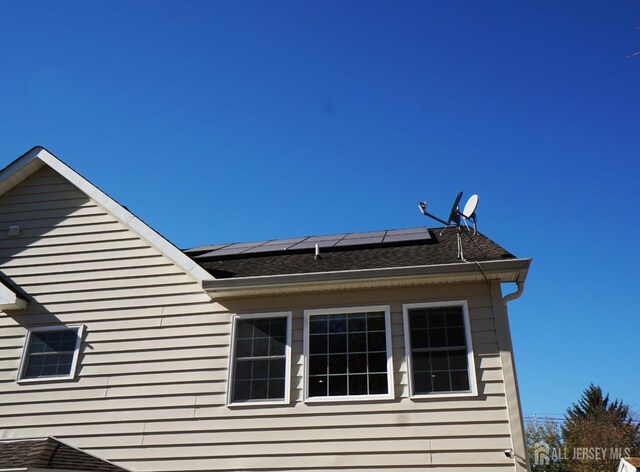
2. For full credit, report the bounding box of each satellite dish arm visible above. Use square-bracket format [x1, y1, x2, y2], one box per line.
[424, 212, 450, 226]
[419, 202, 451, 226]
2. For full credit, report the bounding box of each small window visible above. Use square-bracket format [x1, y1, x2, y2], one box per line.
[304, 306, 394, 401]
[403, 302, 477, 397]
[18, 325, 84, 382]
[228, 313, 292, 405]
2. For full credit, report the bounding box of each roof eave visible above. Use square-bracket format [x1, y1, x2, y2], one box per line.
[203, 258, 531, 299]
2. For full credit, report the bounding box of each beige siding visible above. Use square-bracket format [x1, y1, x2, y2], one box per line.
[0, 166, 518, 471]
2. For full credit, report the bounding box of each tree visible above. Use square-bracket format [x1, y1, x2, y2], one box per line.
[562, 384, 640, 472]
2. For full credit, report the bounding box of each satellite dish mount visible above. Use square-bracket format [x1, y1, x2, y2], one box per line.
[418, 192, 479, 261]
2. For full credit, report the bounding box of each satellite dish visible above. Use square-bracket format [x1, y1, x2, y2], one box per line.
[417, 190, 481, 261]
[447, 192, 463, 224]
[462, 194, 478, 218]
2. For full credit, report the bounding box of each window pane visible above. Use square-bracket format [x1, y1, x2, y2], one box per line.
[309, 376, 327, 397]
[268, 378, 285, 399]
[251, 379, 268, 399]
[231, 316, 288, 403]
[347, 314, 366, 332]
[409, 311, 427, 329]
[348, 353, 367, 373]
[447, 327, 465, 347]
[449, 350, 468, 370]
[445, 308, 464, 326]
[428, 328, 447, 348]
[367, 331, 386, 352]
[368, 374, 388, 395]
[413, 352, 429, 372]
[252, 359, 269, 379]
[270, 319, 287, 337]
[368, 353, 387, 373]
[427, 310, 445, 328]
[270, 336, 286, 356]
[367, 313, 385, 331]
[236, 320, 254, 338]
[235, 339, 252, 358]
[411, 329, 428, 349]
[309, 334, 327, 354]
[451, 371, 470, 391]
[431, 351, 448, 371]
[328, 375, 347, 396]
[329, 315, 346, 334]
[348, 332, 366, 352]
[309, 355, 327, 375]
[413, 371, 431, 393]
[329, 354, 347, 374]
[349, 374, 367, 395]
[235, 360, 252, 380]
[253, 337, 269, 357]
[432, 371, 451, 392]
[310, 315, 328, 334]
[328, 334, 347, 353]
[253, 319, 270, 338]
[269, 359, 285, 378]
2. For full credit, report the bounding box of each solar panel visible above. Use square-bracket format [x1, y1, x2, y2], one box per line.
[335, 236, 383, 247]
[188, 227, 431, 259]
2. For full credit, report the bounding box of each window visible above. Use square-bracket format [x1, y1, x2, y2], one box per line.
[228, 313, 291, 405]
[304, 306, 393, 401]
[17, 325, 84, 382]
[403, 301, 477, 397]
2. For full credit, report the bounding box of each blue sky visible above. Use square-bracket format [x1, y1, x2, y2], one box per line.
[0, 1, 638, 418]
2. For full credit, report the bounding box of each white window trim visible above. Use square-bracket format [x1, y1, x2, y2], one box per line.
[403, 300, 478, 399]
[303, 305, 394, 403]
[17, 324, 85, 384]
[227, 312, 292, 407]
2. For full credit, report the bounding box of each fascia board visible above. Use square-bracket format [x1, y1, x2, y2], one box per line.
[0, 282, 27, 310]
[203, 258, 531, 298]
[0, 147, 214, 283]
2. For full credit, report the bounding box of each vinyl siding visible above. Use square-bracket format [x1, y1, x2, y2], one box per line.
[0, 166, 521, 471]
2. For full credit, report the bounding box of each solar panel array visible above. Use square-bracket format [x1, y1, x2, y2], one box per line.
[185, 227, 432, 259]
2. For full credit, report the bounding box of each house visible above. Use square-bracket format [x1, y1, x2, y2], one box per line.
[619, 458, 640, 472]
[0, 147, 532, 472]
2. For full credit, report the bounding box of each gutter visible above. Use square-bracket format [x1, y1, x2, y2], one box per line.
[204, 258, 531, 299]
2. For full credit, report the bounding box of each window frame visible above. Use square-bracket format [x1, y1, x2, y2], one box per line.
[226, 312, 292, 407]
[17, 324, 85, 383]
[303, 305, 394, 403]
[402, 300, 478, 399]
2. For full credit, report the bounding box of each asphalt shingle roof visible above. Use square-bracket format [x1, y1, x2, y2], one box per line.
[192, 227, 515, 279]
[0, 438, 129, 472]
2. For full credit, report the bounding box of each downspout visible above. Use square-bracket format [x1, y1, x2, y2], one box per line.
[499, 279, 531, 472]
[502, 281, 525, 304]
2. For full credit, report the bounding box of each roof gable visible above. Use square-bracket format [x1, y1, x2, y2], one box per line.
[0, 147, 213, 283]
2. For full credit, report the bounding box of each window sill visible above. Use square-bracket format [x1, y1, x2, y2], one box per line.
[17, 375, 76, 384]
[304, 393, 395, 403]
[227, 399, 291, 408]
[409, 390, 478, 400]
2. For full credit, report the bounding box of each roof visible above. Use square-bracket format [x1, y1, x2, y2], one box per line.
[190, 227, 515, 279]
[0, 438, 129, 471]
